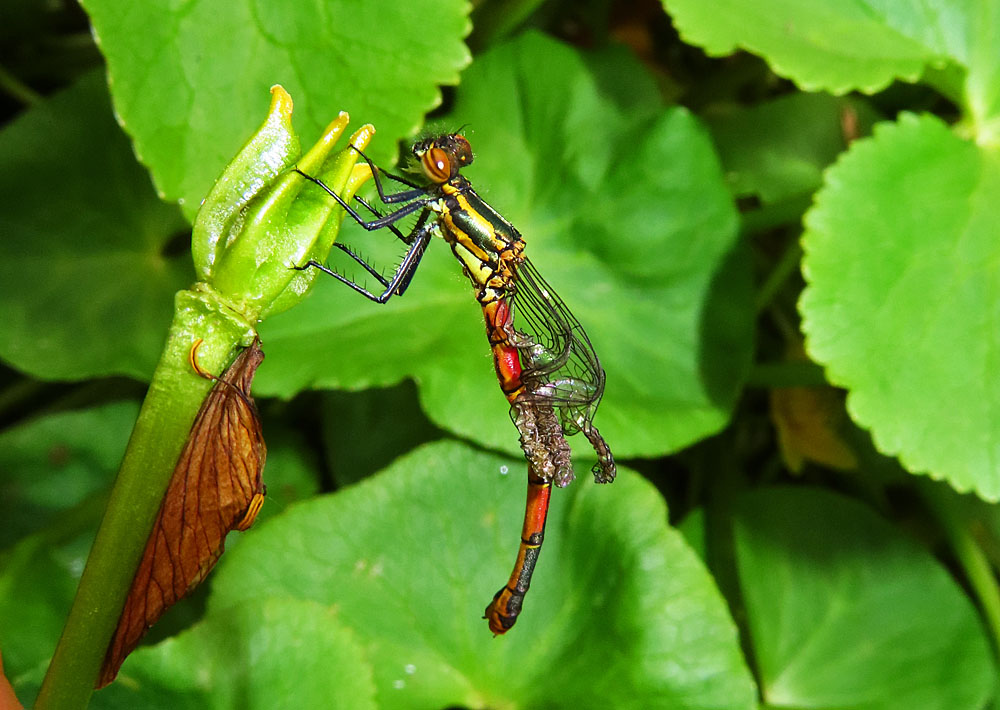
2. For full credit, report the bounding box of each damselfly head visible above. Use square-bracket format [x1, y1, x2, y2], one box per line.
[413, 133, 474, 184]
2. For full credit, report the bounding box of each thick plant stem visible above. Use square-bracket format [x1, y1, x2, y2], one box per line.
[35, 287, 254, 710]
[35, 86, 372, 706]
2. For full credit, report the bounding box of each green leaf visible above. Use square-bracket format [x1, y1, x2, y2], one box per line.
[0, 535, 86, 705]
[964, 4, 1000, 141]
[0, 70, 190, 381]
[0, 401, 138, 547]
[92, 598, 377, 710]
[660, 1, 964, 98]
[706, 92, 880, 204]
[210, 440, 758, 709]
[257, 32, 751, 460]
[0, 403, 137, 704]
[0, 404, 325, 705]
[79, 0, 471, 220]
[662, 0, 1000, 144]
[320, 383, 443, 487]
[246, 422, 321, 525]
[800, 113, 1000, 498]
[0, 401, 135, 539]
[733, 487, 994, 710]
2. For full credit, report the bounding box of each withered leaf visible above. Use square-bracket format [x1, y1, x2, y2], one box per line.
[98, 338, 266, 688]
[770, 384, 858, 472]
[769, 342, 858, 473]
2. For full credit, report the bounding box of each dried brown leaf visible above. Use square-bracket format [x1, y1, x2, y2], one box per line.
[97, 338, 266, 688]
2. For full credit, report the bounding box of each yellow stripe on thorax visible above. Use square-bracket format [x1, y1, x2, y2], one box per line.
[437, 185, 515, 295]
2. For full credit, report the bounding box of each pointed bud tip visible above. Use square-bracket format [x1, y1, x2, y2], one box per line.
[297, 112, 355, 174]
[350, 124, 376, 151]
[267, 85, 294, 119]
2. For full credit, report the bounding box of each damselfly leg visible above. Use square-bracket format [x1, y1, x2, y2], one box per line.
[293, 166, 435, 303]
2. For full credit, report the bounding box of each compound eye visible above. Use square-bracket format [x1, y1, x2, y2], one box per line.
[423, 147, 452, 183]
[452, 135, 473, 166]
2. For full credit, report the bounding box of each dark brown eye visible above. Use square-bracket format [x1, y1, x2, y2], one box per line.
[423, 146, 452, 183]
[451, 134, 473, 166]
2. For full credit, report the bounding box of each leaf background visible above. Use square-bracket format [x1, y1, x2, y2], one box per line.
[2, 0, 999, 708]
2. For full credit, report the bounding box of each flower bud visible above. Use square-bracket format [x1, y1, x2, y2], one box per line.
[192, 85, 374, 322]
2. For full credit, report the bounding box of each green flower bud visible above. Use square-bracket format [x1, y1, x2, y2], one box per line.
[192, 85, 374, 322]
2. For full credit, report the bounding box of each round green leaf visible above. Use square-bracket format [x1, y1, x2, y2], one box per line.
[93, 598, 376, 710]
[661, 0, 964, 95]
[0, 536, 84, 706]
[0, 71, 191, 381]
[662, 0, 1000, 144]
[79, 0, 471, 220]
[706, 92, 880, 204]
[962, 8, 1000, 142]
[733, 487, 994, 710]
[320, 384, 443, 487]
[243, 422, 321, 526]
[0, 401, 139, 547]
[211, 440, 758, 709]
[0, 403, 138, 704]
[800, 113, 1000, 498]
[257, 32, 751, 460]
[0, 409, 328, 706]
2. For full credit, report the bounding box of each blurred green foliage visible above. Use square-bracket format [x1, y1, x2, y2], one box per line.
[2, 1, 1000, 708]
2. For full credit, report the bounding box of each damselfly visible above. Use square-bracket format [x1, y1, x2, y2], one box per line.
[294, 133, 615, 633]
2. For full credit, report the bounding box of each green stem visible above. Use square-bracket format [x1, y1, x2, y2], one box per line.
[755, 239, 803, 314]
[0, 64, 42, 106]
[35, 286, 254, 709]
[920, 483, 1000, 661]
[33, 86, 369, 706]
[958, 529, 1000, 658]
